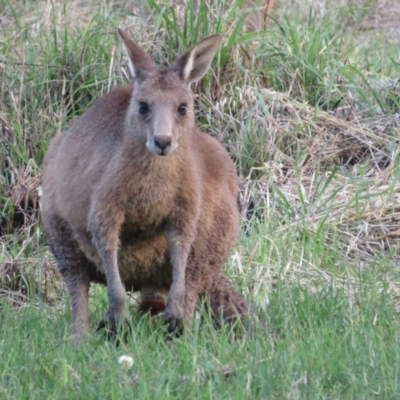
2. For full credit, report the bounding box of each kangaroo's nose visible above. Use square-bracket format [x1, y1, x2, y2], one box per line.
[154, 135, 172, 152]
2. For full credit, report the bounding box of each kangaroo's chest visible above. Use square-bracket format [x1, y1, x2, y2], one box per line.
[117, 229, 171, 289]
[124, 193, 173, 232]
[106, 161, 179, 287]
[123, 168, 176, 224]
[116, 189, 174, 284]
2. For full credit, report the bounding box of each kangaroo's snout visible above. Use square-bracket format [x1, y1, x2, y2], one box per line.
[147, 135, 177, 156]
[154, 135, 172, 155]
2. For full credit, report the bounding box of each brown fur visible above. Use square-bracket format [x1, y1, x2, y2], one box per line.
[138, 298, 167, 317]
[41, 30, 248, 344]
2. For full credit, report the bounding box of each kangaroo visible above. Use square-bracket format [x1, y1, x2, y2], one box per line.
[41, 29, 249, 343]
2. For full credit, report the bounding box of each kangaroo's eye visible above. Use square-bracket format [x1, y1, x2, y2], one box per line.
[178, 104, 187, 116]
[139, 102, 149, 115]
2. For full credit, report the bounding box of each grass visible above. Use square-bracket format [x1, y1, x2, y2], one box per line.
[2, 266, 400, 398]
[1, 0, 400, 398]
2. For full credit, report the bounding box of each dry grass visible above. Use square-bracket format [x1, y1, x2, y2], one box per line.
[238, 83, 400, 251]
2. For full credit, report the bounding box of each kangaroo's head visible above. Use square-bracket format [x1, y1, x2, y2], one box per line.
[119, 29, 222, 156]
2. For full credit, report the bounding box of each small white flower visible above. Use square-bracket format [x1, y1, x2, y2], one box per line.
[118, 355, 134, 370]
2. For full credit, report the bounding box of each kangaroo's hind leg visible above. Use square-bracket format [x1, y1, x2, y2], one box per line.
[44, 214, 92, 345]
[207, 270, 249, 323]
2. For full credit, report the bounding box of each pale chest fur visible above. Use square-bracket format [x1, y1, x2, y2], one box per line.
[115, 163, 178, 286]
[123, 169, 176, 230]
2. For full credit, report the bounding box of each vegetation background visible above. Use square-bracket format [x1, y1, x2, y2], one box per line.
[1, 0, 400, 398]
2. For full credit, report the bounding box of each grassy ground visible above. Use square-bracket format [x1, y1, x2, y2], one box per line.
[1, 0, 400, 398]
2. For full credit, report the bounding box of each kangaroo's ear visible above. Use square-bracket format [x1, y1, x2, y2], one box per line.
[118, 29, 158, 82]
[172, 34, 222, 84]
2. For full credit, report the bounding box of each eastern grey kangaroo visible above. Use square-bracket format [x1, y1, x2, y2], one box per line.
[41, 29, 249, 343]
